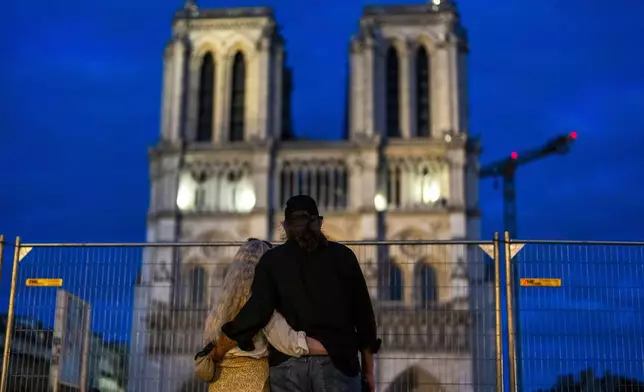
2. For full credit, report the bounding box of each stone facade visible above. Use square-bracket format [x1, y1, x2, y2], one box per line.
[130, 1, 494, 391]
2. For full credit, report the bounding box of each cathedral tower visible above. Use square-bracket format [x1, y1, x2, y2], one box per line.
[130, 4, 293, 391]
[131, 1, 489, 391]
[348, 0, 468, 141]
[346, 2, 491, 391]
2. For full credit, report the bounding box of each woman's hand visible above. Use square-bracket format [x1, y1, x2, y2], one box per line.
[209, 334, 237, 362]
[305, 337, 328, 355]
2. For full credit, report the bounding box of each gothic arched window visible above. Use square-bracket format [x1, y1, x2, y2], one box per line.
[389, 262, 403, 301]
[387, 165, 402, 208]
[417, 263, 437, 307]
[385, 47, 400, 138]
[416, 46, 430, 137]
[196, 52, 215, 142]
[190, 267, 207, 306]
[229, 52, 246, 142]
[380, 259, 403, 301]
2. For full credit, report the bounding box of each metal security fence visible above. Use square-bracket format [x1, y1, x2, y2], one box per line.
[0, 237, 501, 392]
[504, 238, 644, 392]
[4, 234, 641, 391]
[0, 238, 501, 392]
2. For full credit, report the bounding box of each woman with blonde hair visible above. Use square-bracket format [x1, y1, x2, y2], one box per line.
[197, 238, 327, 392]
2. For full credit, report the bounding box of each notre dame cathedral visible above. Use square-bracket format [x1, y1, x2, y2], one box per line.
[129, 0, 495, 391]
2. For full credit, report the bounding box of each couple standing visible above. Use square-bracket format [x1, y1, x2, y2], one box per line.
[196, 195, 381, 392]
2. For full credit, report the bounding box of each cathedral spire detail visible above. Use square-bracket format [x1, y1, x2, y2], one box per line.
[184, 0, 198, 13]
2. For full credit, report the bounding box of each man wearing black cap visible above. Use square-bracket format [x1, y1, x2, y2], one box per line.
[218, 195, 380, 391]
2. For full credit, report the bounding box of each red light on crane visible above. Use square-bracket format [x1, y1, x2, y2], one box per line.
[510, 151, 518, 160]
[569, 131, 577, 139]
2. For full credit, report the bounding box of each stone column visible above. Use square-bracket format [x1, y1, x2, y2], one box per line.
[271, 46, 284, 140]
[447, 35, 460, 134]
[363, 37, 376, 138]
[349, 39, 364, 139]
[433, 39, 452, 137]
[148, 159, 159, 214]
[346, 154, 362, 211]
[158, 155, 181, 212]
[170, 39, 186, 142]
[252, 151, 270, 210]
[360, 149, 379, 210]
[184, 57, 200, 142]
[399, 43, 412, 139]
[256, 37, 271, 141]
[458, 47, 469, 134]
[160, 43, 174, 142]
[214, 54, 228, 143]
[407, 41, 418, 138]
[447, 149, 464, 207]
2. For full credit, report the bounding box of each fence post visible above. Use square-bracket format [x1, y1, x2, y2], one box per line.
[504, 231, 518, 392]
[493, 232, 504, 392]
[0, 237, 21, 392]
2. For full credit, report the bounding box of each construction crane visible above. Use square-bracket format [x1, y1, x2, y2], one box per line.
[479, 131, 578, 237]
[478, 131, 577, 392]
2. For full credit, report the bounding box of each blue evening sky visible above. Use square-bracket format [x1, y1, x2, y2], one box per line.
[1, 0, 643, 390]
[3, 0, 644, 243]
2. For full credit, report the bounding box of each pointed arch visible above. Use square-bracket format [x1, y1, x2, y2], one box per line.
[416, 45, 430, 137]
[193, 39, 222, 59]
[385, 46, 401, 138]
[229, 51, 246, 142]
[417, 34, 438, 54]
[386, 366, 444, 392]
[196, 52, 215, 142]
[416, 261, 437, 308]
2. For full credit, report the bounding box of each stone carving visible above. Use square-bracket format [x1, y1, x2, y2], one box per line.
[191, 21, 264, 31]
[427, 220, 447, 235]
[450, 257, 468, 280]
[351, 131, 380, 144]
[350, 38, 363, 53]
[173, 21, 189, 38]
[376, 303, 470, 352]
[261, 22, 275, 39]
[195, 229, 237, 258]
[359, 19, 377, 40]
[396, 228, 431, 258]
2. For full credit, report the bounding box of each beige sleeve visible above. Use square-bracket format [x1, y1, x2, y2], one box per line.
[262, 311, 309, 357]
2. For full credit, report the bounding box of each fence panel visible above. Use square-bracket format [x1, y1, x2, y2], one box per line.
[510, 241, 644, 392]
[2, 240, 499, 392]
[368, 241, 498, 392]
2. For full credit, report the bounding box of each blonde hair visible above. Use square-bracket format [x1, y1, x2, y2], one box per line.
[203, 239, 272, 345]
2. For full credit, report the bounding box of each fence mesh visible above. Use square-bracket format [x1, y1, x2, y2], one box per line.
[3, 237, 644, 392]
[511, 241, 644, 392]
[1, 240, 497, 392]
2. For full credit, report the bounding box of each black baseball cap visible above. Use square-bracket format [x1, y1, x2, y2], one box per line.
[285, 195, 320, 219]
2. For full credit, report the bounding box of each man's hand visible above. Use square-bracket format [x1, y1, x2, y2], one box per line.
[209, 334, 237, 362]
[362, 371, 375, 392]
[305, 337, 328, 355]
